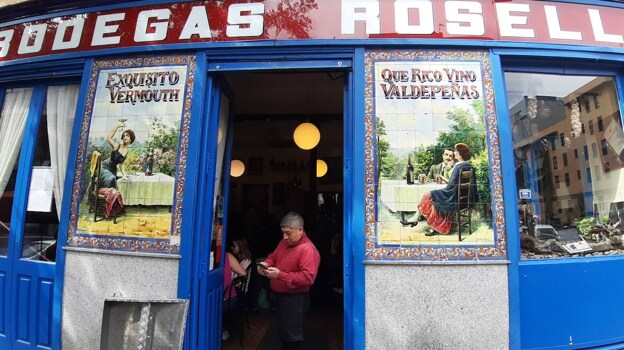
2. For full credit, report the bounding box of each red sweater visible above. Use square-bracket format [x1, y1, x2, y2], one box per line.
[264, 233, 321, 293]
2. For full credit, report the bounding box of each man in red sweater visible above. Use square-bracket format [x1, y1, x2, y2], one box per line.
[257, 211, 321, 350]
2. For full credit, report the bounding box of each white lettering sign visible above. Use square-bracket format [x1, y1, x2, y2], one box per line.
[341, 0, 380, 35]
[135, 9, 171, 42]
[0, 29, 14, 58]
[395, 0, 434, 35]
[18, 23, 47, 54]
[496, 3, 535, 38]
[588, 9, 623, 44]
[179, 6, 212, 39]
[446, 1, 484, 36]
[92, 13, 125, 46]
[226, 3, 265, 37]
[544, 6, 581, 41]
[52, 17, 85, 51]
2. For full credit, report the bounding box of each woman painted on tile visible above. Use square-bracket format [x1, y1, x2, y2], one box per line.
[99, 120, 135, 189]
[418, 143, 478, 236]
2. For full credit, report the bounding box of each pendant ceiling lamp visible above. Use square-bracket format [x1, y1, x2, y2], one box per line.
[293, 122, 320, 150]
[316, 159, 328, 177]
[230, 159, 245, 177]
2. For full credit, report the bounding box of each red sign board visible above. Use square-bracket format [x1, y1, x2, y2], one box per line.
[1, 0, 623, 63]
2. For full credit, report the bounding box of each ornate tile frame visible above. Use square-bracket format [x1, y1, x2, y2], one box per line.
[66, 55, 196, 255]
[364, 50, 507, 260]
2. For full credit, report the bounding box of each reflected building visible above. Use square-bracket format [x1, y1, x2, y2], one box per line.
[511, 77, 623, 227]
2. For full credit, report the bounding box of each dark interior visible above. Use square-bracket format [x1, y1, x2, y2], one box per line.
[222, 71, 345, 349]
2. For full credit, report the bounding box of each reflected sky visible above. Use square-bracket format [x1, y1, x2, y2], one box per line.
[505, 73, 594, 106]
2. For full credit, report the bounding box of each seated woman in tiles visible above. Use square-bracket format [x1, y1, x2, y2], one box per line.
[99, 120, 135, 189]
[417, 143, 478, 236]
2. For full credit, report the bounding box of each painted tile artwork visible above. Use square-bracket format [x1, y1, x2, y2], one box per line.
[67, 56, 195, 254]
[365, 50, 507, 260]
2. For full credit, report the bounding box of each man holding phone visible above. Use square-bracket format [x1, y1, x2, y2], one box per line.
[257, 211, 321, 350]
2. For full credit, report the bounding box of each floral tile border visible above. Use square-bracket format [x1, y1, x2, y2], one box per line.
[364, 50, 507, 260]
[66, 55, 196, 255]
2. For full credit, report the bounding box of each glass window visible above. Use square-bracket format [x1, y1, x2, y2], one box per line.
[598, 116, 604, 132]
[0, 85, 76, 261]
[553, 156, 558, 170]
[589, 120, 594, 135]
[0, 88, 33, 256]
[506, 73, 624, 259]
[21, 97, 59, 261]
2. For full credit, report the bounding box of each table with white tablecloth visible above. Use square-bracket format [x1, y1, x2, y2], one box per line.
[117, 173, 175, 206]
[379, 180, 445, 213]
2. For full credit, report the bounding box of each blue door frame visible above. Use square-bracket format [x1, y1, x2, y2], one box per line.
[0, 77, 82, 350]
[177, 50, 364, 350]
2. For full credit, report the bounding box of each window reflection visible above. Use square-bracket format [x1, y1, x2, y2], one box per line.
[507, 73, 624, 259]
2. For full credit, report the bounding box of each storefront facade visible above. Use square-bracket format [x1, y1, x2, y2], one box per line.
[1, 1, 624, 349]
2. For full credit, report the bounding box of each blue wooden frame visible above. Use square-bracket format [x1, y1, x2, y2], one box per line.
[7, 85, 46, 348]
[174, 48, 362, 350]
[0, 65, 89, 350]
[3, 1, 624, 346]
[351, 47, 367, 350]
[191, 73, 237, 350]
[495, 48, 624, 349]
[53, 61, 93, 350]
[0, 73, 83, 350]
[177, 52, 206, 350]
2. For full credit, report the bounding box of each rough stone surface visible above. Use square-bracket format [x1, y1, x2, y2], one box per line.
[365, 264, 509, 350]
[62, 250, 179, 350]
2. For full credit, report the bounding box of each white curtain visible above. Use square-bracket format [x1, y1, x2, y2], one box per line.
[47, 85, 79, 219]
[0, 88, 33, 196]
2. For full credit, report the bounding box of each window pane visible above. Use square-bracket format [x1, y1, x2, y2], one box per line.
[506, 73, 624, 259]
[0, 88, 33, 256]
[0, 163, 18, 256]
[21, 94, 60, 261]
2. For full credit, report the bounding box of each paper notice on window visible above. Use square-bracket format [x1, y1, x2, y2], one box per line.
[604, 119, 624, 162]
[27, 166, 55, 212]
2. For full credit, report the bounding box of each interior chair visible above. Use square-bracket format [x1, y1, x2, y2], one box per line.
[88, 151, 117, 224]
[223, 269, 251, 347]
[456, 169, 475, 241]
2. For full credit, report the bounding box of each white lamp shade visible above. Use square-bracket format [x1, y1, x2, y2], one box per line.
[293, 122, 320, 150]
[316, 159, 328, 177]
[230, 159, 245, 177]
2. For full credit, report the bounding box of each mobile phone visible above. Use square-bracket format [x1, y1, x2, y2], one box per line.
[256, 263, 268, 270]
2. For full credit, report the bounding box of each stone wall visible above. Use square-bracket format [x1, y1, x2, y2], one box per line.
[366, 262, 509, 350]
[62, 250, 179, 350]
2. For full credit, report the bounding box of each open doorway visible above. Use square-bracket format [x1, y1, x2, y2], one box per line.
[221, 71, 345, 350]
